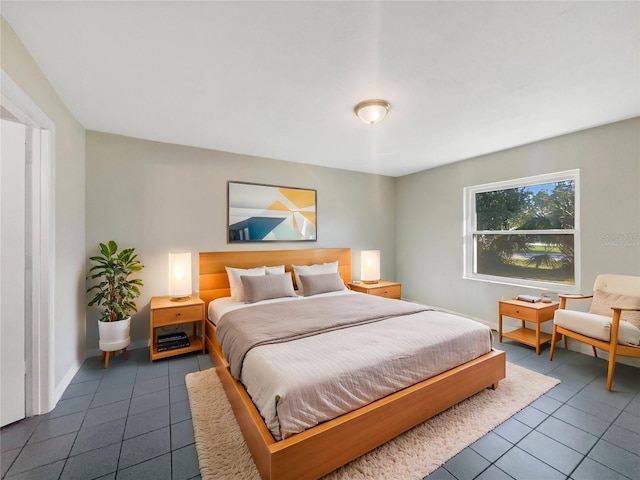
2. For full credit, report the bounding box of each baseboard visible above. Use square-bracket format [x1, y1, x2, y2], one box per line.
[50, 358, 83, 413]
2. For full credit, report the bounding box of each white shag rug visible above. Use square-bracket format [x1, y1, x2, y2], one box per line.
[186, 363, 559, 479]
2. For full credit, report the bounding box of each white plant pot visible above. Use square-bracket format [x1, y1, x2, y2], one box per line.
[98, 317, 131, 352]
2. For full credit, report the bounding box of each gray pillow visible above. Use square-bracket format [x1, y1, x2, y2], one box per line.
[299, 272, 346, 297]
[240, 273, 296, 303]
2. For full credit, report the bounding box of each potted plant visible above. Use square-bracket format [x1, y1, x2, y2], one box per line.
[87, 241, 143, 360]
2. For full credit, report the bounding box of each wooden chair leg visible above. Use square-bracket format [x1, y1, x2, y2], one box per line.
[592, 346, 598, 358]
[606, 310, 624, 391]
[606, 354, 617, 392]
[549, 324, 558, 361]
[606, 343, 619, 392]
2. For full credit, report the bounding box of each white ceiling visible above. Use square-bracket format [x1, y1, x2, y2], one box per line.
[2, 1, 639, 177]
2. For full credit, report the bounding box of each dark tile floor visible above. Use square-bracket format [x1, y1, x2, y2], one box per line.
[430, 341, 640, 480]
[1, 348, 211, 480]
[1, 341, 639, 479]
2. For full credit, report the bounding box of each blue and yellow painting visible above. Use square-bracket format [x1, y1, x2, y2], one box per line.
[228, 182, 317, 242]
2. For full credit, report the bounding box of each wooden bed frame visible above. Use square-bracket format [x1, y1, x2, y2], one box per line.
[199, 249, 506, 480]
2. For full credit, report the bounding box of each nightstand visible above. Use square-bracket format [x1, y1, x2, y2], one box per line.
[348, 280, 401, 299]
[149, 295, 205, 362]
[498, 299, 560, 355]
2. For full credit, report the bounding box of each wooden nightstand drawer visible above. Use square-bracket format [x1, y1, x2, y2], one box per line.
[368, 284, 402, 299]
[348, 281, 401, 300]
[153, 304, 203, 327]
[499, 302, 537, 322]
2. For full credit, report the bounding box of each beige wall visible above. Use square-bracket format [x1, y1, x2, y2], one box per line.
[396, 118, 640, 361]
[1, 18, 87, 397]
[85, 132, 397, 355]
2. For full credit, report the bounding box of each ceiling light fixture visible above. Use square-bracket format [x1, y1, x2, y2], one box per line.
[354, 99, 390, 125]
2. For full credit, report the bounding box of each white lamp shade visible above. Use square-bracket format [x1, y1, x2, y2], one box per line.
[361, 250, 380, 283]
[169, 252, 192, 298]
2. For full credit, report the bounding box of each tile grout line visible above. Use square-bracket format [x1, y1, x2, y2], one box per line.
[526, 367, 638, 480]
[466, 347, 610, 480]
[565, 401, 638, 480]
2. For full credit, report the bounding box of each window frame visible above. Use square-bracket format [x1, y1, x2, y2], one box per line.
[463, 169, 580, 293]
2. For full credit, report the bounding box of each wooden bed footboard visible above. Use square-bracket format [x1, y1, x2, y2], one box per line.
[206, 321, 506, 480]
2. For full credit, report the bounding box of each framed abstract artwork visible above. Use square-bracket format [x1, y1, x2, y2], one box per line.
[227, 181, 317, 242]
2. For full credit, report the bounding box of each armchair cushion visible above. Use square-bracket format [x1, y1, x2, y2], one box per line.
[555, 310, 640, 346]
[589, 290, 640, 330]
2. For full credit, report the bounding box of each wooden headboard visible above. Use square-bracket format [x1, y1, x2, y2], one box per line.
[198, 248, 351, 310]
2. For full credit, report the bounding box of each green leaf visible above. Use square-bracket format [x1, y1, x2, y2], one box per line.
[107, 240, 118, 255]
[86, 241, 144, 322]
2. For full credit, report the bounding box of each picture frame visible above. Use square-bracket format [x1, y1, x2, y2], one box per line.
[227, 181, 317, 242]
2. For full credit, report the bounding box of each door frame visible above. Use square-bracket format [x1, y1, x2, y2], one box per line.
[1, 70, 56, 416]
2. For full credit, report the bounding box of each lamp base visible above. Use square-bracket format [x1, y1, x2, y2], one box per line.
[170, 295, 191, 302]
[362, 280, 379, 284]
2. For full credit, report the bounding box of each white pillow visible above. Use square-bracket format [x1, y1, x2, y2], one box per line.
[225, 266, 266, 301]
[264, 264, 285, 275]
[291, 261, 339, 293]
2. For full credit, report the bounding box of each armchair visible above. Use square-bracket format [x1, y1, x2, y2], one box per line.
[549, 274, 640, 391]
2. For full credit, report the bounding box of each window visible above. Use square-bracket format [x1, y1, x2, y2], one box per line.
[464, 170, 579, 291]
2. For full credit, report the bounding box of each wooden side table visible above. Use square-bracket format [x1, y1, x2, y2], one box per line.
[149, 295, 205, 362]
[498, 299, 560, 355]
[348, 280, 401, 299]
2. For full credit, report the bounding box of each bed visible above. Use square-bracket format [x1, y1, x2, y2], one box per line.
[199, 249, 506, 480]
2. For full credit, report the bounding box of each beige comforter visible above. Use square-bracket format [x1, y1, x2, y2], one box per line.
[217, 294, 431, 379]
[217, 293, 493, 440]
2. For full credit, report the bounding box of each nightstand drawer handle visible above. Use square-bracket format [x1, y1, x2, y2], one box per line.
[176, 313, 181, 317]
